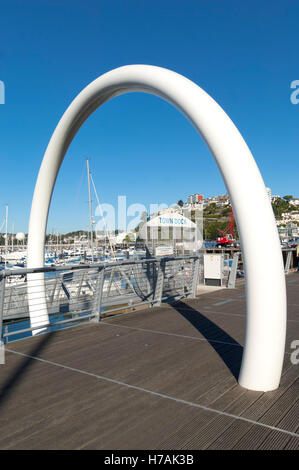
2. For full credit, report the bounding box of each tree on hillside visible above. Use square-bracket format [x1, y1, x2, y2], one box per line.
[203, 202, 217, 217]
[272, 198, 290, 218]
[123, 234, 134, 243]
[221, 207, 231, 217]
[204, 221, 227, 240]
[177, 200, 184, 207]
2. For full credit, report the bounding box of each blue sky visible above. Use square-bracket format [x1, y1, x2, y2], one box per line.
[0, 0, 298, 233]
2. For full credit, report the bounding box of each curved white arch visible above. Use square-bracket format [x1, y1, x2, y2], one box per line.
[27, 65, 286, 391]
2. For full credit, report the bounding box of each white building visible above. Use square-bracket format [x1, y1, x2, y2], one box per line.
[151, 205, 183, 219]
[289, 198, 299, 207]
[187, 193, 203, 204]
[281, 211, 299, 223]
[203, 194, 229, 207]
[266, 187, 271, 201]
[110, 231, 136, 244]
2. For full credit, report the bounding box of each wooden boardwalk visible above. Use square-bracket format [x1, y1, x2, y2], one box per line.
[0, 274, 298, 450]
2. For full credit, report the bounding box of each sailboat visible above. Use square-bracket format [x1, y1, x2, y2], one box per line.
[86, 158, 118, 263]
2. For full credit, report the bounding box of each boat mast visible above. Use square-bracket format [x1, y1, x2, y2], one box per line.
[11, 222, 14, 250]
[86, 158, 94, 262]
[4, 204, 8, 269]
[90, 173, 116, 260]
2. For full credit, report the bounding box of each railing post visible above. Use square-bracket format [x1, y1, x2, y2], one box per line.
[0, 274, 6, 347]
[190, 257, 200, 298]
[107, 267, 115, 297]
[154, 259, 165, 306]
[92, 267, 105, 322]
[227, 252, 240, 288]
[76, 271, 85, 297]
[284, 250, 292, 275]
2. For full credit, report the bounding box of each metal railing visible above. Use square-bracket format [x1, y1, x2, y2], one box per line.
[0, 255, 200, 343]
[282, 247, 297, 274]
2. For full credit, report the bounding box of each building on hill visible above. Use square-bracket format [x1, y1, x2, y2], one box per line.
[290, 198, 299, 207]
[266, 187, 271, 201]
[187, 193, 203, 204]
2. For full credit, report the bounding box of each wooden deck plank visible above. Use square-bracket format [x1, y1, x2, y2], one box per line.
[207, 369, 298, 449]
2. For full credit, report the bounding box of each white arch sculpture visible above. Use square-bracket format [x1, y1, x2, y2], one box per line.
[27, 65, 286, 392]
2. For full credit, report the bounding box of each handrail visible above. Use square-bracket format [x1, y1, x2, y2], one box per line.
[0, 255, 199, 278]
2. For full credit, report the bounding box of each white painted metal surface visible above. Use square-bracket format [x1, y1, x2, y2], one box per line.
[27, 65, 286, 391]
[155, 246, 174, 257]
[204, 254, 223, 280]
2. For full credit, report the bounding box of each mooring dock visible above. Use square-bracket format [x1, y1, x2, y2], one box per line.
[0, 274, 298, 450]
